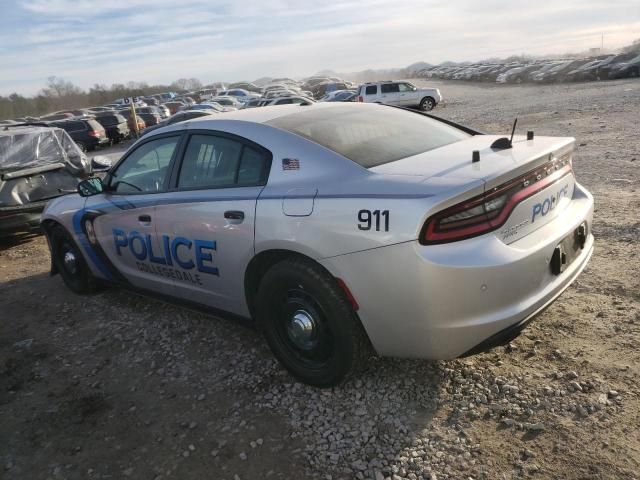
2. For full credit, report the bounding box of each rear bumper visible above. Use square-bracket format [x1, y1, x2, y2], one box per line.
[0, 201, 48, 236]
[321, 183, 594, 359]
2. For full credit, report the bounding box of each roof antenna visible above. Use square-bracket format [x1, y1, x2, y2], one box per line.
[491, 118, 518, 150]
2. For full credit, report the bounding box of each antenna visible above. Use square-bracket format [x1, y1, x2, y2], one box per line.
[509, 118, 518, 146]
[490, 117, 518, 150]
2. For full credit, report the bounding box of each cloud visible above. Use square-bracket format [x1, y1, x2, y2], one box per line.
[0, 0, 638, 95]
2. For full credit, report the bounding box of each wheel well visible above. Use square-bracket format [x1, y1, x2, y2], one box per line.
[244, 249, 344, 319]
[40, 219, 63, 274]
[421, 96, 435, 103]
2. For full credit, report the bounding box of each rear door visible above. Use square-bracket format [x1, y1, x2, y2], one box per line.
[153, 131, 272, 316]
[380, 83, 400, 105]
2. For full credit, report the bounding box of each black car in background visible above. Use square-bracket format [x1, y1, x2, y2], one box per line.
[134, 110, 161, 127]
[48, 118, 110, 151]
[607, 53, 640, 79]
[140, 110, 215, 136]
[94, 113, 130, 143]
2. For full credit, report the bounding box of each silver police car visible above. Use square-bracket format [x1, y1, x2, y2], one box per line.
[41, 103, 594, 386]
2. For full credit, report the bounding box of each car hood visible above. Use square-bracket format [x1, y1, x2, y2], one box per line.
[370, 134, 574, 190]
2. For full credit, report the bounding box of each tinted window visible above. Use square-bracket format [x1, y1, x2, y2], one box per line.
[238, 146, 269, 184]
[178, 135, 268, 189]
[98, 115, 118, 126]
[365, 85, 377, 95]
[381, 83, 399, 94]
[267, 105, 470, 168]
[110, 136, 179, 193]
[178, 135, 243, 189]
[276, 99, 293, 105]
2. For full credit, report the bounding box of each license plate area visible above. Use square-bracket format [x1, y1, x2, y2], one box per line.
[550, 222, 587, 275]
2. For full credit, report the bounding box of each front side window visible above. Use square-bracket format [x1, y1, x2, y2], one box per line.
[381, 83, 399, 94]
[177, 134, 269, 189]
[365, 85, 377, 95]
[109, 136, 179, 193]
[398, 83, 416, 92]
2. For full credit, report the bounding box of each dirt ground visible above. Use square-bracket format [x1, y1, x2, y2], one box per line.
[1, 78, 639, 480]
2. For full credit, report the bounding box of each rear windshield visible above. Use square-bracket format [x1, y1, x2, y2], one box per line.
[266, 105, 470, 168]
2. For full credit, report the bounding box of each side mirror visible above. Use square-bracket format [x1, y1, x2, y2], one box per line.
[77, 177, 104, 197]
[91, 155, 113, 172]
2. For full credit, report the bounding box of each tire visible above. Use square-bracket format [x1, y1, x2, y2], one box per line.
[419, 96, 436, 111]
[50, 225, 100, 294]
[255, 258, 371, 387]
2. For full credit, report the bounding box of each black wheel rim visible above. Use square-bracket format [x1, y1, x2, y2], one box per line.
[270, 283, 334, 369]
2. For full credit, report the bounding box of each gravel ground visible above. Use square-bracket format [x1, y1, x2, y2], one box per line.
[1, 78, 639, 480]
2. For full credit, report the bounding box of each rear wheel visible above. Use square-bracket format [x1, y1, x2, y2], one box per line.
[50, 226, 100, 294]
[419, 96, 436, 111]
[256, 258, 371, 387]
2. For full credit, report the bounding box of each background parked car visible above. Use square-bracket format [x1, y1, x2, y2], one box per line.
[48, 118, 109, 151]
[607, 53, 640, 79]
[93, 113, 130, 143]
[0, 126, 90, 236]
[117, 109, 146, 133]
[140, 110, 216, 136]
[356, 81, 442, 110]
[162, 101, 186, 115]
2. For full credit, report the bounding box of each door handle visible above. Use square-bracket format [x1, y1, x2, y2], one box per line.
[224, 210, 244, 220]
[138, 214, 152, 223]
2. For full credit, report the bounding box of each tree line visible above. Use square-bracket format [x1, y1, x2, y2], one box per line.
[0, 76, 203, 121]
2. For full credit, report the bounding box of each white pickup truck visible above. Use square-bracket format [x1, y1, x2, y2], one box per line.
[356, 81, 442, 110]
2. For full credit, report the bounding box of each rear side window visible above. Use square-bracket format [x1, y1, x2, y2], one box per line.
[365, 86, 377, 95]
[178, 134, 269, 189]
[98, 115, 118, 126]
[267, 105, 470, 168]
[381, 83, 399, 94]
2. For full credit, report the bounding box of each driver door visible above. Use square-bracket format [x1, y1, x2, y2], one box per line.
[85, 134, 183, 292]
[398, 82, 418, 106]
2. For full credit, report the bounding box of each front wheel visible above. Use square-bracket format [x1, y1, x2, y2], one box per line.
[419, 96, 436, 111]
[50, 226, 101, 294]
[256, 258, 371, 387]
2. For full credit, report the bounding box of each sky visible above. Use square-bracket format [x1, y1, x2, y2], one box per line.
[0, 0, 638, 96]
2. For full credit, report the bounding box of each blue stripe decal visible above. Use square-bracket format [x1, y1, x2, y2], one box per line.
[72, 208, 113, 280]
[72, 191, 433, 277]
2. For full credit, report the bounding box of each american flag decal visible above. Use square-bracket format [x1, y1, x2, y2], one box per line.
[282, 158, 300, 170]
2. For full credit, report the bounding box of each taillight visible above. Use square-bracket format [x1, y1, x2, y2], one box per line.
[88, 130, 104, 137]
[357, 96, 363, 102]
[421, 154, 573, 244]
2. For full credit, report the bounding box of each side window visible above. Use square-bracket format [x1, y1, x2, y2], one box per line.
[177, 134, 270, 189]
[398, 83, 416, 92]
[238, 146, 269, 184]
[381, 83, 400, 94]
[178, 135, 243, 189]
[110, 136, 179, 194]
[365, 85, 377, 95]
[276, 98, 293, 105]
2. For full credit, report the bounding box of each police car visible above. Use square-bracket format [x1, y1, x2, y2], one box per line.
[41, 103, 594, 386]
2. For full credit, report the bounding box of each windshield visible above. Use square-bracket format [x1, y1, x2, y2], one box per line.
[267, 105, 470, 168]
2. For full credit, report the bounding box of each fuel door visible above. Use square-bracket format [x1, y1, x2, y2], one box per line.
[282, 188, 317, 217]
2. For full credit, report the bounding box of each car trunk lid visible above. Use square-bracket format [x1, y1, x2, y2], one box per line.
[373, 135, 577, 244]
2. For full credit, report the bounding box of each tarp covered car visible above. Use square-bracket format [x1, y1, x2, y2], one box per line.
[0, 126, 89, 236]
